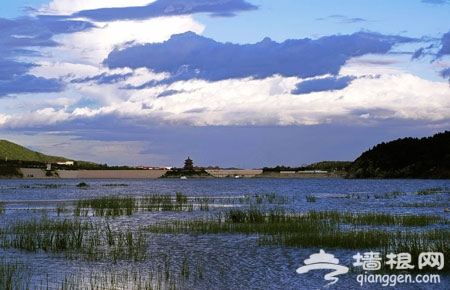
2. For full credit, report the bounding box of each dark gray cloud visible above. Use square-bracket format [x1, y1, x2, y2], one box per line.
[438, 31, 450, 56]
[71, 72, 133, 85]
[412, 47, 426, 59]
[0, 74, 64, 97]
[0, 17, 93, 96]
[0, 18, 57, 48]
[316, 14, 368, 24]
[157, 90, 185, 98]
[441, 67, 450, 80]
[0, 17, 94, 48]
[0, 60, 36, 80]
[71, 0, 258, 22]
[0, 58, 63, 97]
[105, 31, 413, 83]
[292, 76, 356, 95]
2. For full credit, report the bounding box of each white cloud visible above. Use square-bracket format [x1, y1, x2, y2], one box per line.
[38, 0, 156, 15]
[51, 16, 205, 65]
[341, 73, 450, 121]
[29, 61, 105, 79]
[137, 72, 450, 126]
[2, 68, 449, 130]
[340, 55, 406, 77]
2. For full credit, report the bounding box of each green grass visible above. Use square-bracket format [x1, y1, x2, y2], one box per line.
[0, 139, 68, 162]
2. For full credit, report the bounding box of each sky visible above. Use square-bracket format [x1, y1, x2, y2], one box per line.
[0, 0, 449, 168]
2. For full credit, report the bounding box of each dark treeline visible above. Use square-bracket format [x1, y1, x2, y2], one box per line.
[263, 161, 352, 173]
[346, 131, 450, 179]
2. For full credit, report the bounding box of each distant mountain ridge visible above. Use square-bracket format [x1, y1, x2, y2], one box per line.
[0, 140, 69, 162]
[346, 131, 450, 179]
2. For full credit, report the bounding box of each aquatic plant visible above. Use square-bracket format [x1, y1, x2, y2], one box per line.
[143, 209, 449, 273]
[417, 187, 446, 195]
[140, 193, 193, 212]
[305, 195, 317, 202]
[76, 196, 137, 217]
[374, 190, 405, 199]
[76, 182, 89, 188]
[1, 216, 148, 263]
[0, 258, 33, 290]
[56, 203, 67, 216]
[2, 216, 88, 253]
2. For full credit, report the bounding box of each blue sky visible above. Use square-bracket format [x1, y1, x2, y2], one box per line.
[1, 0, 449, 168]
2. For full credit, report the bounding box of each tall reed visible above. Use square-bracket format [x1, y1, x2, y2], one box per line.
[76, 196, 137, 217]
[0, 258, 34, 290]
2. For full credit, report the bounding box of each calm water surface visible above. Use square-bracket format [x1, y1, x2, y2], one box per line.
[1, 178, 449, 289]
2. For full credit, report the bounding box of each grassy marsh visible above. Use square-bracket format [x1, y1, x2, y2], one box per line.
[0, 185, 449, 288]
[144, 209, 450, 273]
[0, 216, 146, 263]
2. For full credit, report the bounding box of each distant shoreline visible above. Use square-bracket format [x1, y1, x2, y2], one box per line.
[18, 168, 168, 179]
[0, 168, 346, 179]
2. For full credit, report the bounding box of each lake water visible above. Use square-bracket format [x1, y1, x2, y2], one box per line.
[1, 178, 449, 289]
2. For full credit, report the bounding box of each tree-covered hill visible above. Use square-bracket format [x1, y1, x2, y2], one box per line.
[262, 161, 351, 173]
[346, 131, 450, 179]
[0, 140, 69, 162]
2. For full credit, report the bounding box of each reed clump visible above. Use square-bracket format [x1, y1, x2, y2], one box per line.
[0, 258, 33, 290]
[76, 196, 137, 217]
[1, 216, 89, 253]
[374, 190, 405, 199]
[141, 193, 192, 212]
[0, 216, 147, 263]
[306, 195, 317, 202]
[75, 193, 196, 217]
[417, 187, 447, 195]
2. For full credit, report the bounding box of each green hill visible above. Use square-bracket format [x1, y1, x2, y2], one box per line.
[346, 131, 450, 179]
[0, 140, 69, 163]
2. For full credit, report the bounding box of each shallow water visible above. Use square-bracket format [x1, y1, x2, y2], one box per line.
[1, 178, 449, 289]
